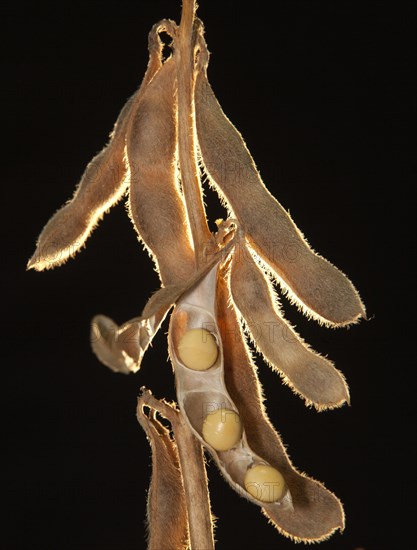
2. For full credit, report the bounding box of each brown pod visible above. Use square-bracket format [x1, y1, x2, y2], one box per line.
[27, 22, 167, 272]
[217, 274, 345, 542]
[127, 56, 195, 286]
[137, 401, 189, 550]
[194, 40, 365, 326]
[230, 248, 349, 409]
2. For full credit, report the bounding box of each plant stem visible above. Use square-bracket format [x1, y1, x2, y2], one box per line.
[177, 0, 211, 266]
[139, 389, 214, 550]
[175, 3, 214, 545]
[140, 2, 216, 548]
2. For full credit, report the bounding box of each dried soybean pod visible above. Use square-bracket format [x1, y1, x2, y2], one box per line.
[91, 283, 187, 374]
[27, 22, 167, 272]
[230, 251, 349, 409]
[137, 402, 189, 550]
[216, 275, 345, 542]
[127, 56, 195, 286]
[194, 47, 365, 326]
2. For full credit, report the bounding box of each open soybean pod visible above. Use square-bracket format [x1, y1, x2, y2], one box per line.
[27, 22, 168, 272]
[169, 260, 294, 518]
[217, 274, 345, 542]
[230, 250, 350, 410]
[194, 32, 365, 327]
[127, 23, 196, 287]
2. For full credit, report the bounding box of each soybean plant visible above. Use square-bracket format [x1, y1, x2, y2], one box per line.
[28, 1, 365, 548]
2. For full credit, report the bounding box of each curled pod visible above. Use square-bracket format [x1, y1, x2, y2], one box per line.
[91, 227, 239, 374]
[168, 261, 293, 511]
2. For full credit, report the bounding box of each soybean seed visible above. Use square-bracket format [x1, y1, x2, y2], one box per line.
[244, 464, 286, 503]
[177, 328, 218, 371]
[202, 408, 242, 451]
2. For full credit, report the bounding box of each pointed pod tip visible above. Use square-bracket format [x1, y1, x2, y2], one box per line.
[347, 287, 367, 324]
[26, 248, 64, 272]
[26, 253, 41, 271]
[349, 302, 368, 326]
[360, 303, 368, 321]
[341, 379, 350, 407]
[26, 259, 35, 271]
[327, 302, 367, 328]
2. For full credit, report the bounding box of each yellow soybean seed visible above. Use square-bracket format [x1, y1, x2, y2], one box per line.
[202, 408, 242, 451]
[244, 464, 286, 503]
[177, 328, 218, 370]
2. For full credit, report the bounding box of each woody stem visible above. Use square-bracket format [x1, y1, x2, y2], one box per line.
[177, 0, 212, 267]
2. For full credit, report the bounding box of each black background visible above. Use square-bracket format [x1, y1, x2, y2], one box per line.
[3, 1, 415, 549]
